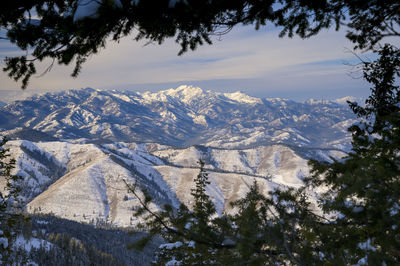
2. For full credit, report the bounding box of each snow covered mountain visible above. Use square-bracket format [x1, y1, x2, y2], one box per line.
[7, 139, 345, 227]
[0, 86, 357, 150]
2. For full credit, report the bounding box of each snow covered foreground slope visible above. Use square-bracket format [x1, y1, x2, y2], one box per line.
[8, 140, 345, 227]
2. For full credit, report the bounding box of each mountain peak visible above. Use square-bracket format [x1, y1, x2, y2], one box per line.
[165, 85, 205, 103]
[138, 85, 205, 104]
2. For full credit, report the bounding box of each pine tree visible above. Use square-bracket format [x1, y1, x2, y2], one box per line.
[229, 180, 266, 265]
[307, 44, 400, 264]
[230, 182, 325, 265]
[150, 160, 219, 265]
[0, 136, 24, 263]
[189, 160, 216, 240]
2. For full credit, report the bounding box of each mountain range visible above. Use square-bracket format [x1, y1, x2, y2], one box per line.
[0, 86, 357, 150]
[0, 86, 359, 226]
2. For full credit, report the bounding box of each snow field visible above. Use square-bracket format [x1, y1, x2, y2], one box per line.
[6, 140, 343, 227]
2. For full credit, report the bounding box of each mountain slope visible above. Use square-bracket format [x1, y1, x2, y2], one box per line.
[7, 140, 345, 226]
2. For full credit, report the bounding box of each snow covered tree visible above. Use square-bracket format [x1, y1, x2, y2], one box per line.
[0, 137, 24, 263]
[1, 0, 399, 88]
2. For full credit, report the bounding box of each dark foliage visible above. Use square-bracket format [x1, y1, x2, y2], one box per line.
[306, 43, 400, 264]
[0, 0, 399, 88]
[0, 137, 25, 264]
[14, 214, 162, 265]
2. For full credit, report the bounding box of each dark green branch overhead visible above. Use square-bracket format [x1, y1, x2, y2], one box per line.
[1, 0, 399, 89]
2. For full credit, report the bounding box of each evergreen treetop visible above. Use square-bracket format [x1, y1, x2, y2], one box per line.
[0, 137, 24, 264]
[306, 43, 400, 264]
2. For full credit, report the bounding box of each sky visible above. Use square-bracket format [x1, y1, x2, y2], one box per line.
[0, 24, 376, 102]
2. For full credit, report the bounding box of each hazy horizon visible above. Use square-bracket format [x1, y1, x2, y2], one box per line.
[0, 84, 365, 104]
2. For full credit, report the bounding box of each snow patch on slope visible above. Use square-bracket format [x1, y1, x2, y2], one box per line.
[224, 91, 262, 104]
[15, 235, 53, 252]
[27, 155, 155, 227]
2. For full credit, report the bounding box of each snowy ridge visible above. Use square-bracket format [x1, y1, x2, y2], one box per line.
[0, 86, 357, 151]
[7, 139, 346, 226]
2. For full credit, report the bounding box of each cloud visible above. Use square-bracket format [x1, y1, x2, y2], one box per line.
[0, 24, 370, 100]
